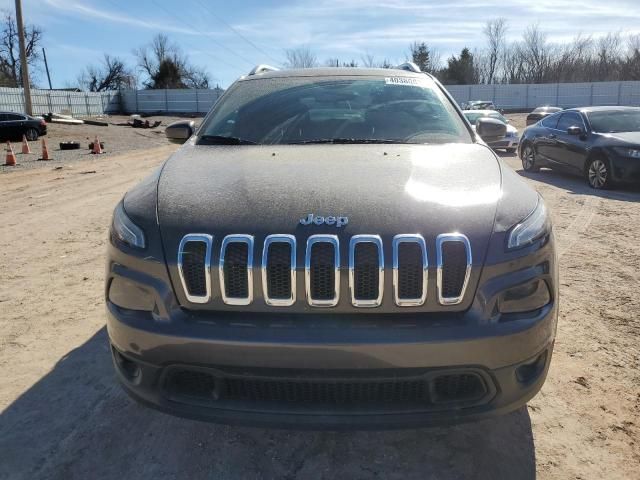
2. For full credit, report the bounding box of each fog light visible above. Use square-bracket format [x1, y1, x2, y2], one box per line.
[113, 348, 141, 384]
[516, 350, 547, 385]
[498, 279, 551, 314]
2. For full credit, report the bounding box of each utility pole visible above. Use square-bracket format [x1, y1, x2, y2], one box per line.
[15, 0, 33, 115]
[42, 48, 52, 89]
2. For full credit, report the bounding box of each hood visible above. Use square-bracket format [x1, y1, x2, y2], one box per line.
[157, 142, 504, 312]
[158, 143, 502, 241]
[600, 131, 640, 145]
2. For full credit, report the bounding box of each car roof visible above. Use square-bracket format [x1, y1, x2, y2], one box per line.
[238, 67, 434, 82]
[570, 106, 640, 113]
[462, 109, 501, 115]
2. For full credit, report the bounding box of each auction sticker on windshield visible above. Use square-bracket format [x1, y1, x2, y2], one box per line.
[384, 76, 427, 86]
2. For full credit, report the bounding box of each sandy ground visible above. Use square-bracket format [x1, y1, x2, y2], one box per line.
[0, 115, 201, 173]
[1, 124, 639, 479]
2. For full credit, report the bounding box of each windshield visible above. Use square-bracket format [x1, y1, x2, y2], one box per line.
[587, 110, 640, 133]
[199, 75, 471, 145]
[464, 111, 507, 124]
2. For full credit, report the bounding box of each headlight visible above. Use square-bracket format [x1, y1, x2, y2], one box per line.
[612, 147, 640, 158]
[111, 202, 145, 249]
[507, 197, 551, 250]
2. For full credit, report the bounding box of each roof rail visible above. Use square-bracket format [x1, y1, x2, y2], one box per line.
[394, 62, 422, 73]
[248, 64, 280, 76]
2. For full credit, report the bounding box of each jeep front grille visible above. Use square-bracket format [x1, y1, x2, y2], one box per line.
[349, 235, 383, 307]
[219, 235, 254, 305]
[436, 234, 472, 305]
[177, 232, 472, 308]
[392, 234, 428, 306]
[305, 235, 340, 307]
[262, 235, 296, 306]
[177, 234, 213, 303]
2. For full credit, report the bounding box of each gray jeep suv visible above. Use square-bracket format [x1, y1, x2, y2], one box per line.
[106, 64, 557, 429]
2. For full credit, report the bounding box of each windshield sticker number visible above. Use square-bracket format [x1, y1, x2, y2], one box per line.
[385, 77, 423, 86]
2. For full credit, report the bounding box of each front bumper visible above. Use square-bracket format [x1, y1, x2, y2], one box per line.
[107, 301, 555, 429]
[487, 136, 519, 150]
[609, 154, 640, 184]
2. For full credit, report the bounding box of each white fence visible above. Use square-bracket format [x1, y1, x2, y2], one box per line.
[0, 87, 120, 116]
[446, 81, 640, 110]
[3, 82, 639, 117]
[120, 88, 224, 114]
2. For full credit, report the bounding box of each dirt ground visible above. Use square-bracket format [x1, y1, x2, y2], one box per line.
[1, 117, 639, 479]
[0, 115, 201, 173]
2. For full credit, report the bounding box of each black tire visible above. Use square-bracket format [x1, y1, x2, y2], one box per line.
[506, 148, 516, 154]
[586, 157, 612, 189]
[521, 144, 540, 172]
[60, 141, 80, 150]
[25, 128, 39, 141]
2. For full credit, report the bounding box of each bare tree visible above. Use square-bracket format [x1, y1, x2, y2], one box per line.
[78, 55, 133, 91]
[284, 46, 318, 68]
[361, 52, 376, 68]
[134, 34, 210, 89]
[0, 11, 42, 86]
[483, 18, 507, 84]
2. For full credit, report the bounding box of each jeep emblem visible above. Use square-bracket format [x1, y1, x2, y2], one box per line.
[300, 213, 348, 227]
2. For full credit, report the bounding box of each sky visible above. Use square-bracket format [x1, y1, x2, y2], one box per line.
[2, 0, 640, 89]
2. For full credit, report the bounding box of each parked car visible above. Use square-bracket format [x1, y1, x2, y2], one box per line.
[0, 112, 47, 141]
[526, 106, 563, 126]
[106, 64, 557, 429]
[464, 109, 519, 153]
[519, 106, 640, 189]
[467, 100, 497, 111]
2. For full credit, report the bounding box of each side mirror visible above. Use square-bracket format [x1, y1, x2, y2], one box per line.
[567, 126, 582, 136]
[476, 117, 507, 143]
[165, 120, 195, 144]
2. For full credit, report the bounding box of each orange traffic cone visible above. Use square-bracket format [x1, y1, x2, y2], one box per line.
[21, 134, 31, 154]
[39, 138, 52, 161]
[91, 136, 103, 154]
[5, 141, 16, 166]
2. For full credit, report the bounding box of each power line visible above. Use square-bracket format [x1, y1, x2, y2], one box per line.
[150, 0, 257, 68]
[194, 0, 282, 65]
[101, 0, 247, 74]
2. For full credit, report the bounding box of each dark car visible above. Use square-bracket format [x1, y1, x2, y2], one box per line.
[526, 106, 562, 126]
[0, 112, 47, 141]
[519, 106, 640, 189]
[106, 64, 558, 429]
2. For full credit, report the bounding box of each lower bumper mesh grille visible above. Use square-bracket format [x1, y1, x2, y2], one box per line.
[164, 368, 489, 411]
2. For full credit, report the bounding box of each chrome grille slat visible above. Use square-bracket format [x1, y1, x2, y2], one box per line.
[219, 235, 254, 305]
[436, 233, 472, 305]
[305, 235, 340, 307]
[262, 234, 296, 306]
[177, 234, 213, 304]
[392, 234, 428, 306]
[349, 235, 383, 307]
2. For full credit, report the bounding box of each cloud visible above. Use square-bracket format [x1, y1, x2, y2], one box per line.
[42, 0, 200, 36]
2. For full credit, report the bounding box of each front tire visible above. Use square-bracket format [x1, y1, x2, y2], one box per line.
[25, 128, 39, 141]
[586, 158, 611, 189]
[521, 144, 540, 172]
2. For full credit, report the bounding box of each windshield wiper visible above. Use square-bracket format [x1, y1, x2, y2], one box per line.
[287, 138, 407, 145]
[198, 135, 256, 145]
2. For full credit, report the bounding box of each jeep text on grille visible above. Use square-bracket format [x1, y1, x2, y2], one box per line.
[106, 63, 558, 429]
